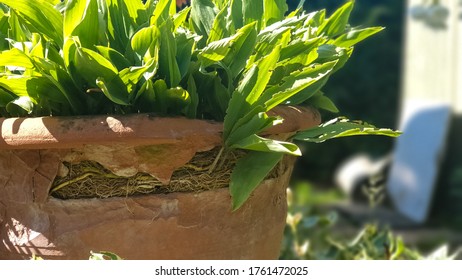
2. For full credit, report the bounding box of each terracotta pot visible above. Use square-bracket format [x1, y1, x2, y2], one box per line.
[0, 106, 320, 260]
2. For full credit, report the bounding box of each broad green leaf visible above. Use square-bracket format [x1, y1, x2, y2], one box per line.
[155, 86, 191, 114]
[7, 9, 29, 42]
[95, 46, 131, 71]
[230, 151, 282, 210]
[190, 0, 217, 45]
[68, 43, 130, 105]
[245, 45, 281, 105]
[96, 77, 129, 105]
[64, 0, 99, 48]
[119, 58, 156, 95]
[73, 45, 119, 87]
[30, 34, 45, 59]
[225, 111, 280, 146]
[0, 0, 63, 46]
[184, 75, 198, 118]
[251, 27, 290, 64]
[198, 37, 234, 68]
[293, 117, 401, 143]
[105, 0, 138, 54]
[150, 0, 174, 25]
[0, 76, 68, 105]
[173, 6, 191, 29]
[317, 1, 354, 37]
[6, 96, 34, 115]
[175, 31, 195, 79]
[257, 12, 309, 42]
[263, 0, 288, 27]
[231, 134, 301, 156]
[134, 79, 156, 113]
[332, 27, 384, 48]
[0, 48, 34, 69]
[243, 0, 263, 29]
[226, 105, 266, 141]
[261, 61, 337, 110]
[316, 45, 353, 73]
[279, 38, 322, 64]
[307, 92, 339, 113]
[224, 22, 257, 78]
[201, 22, 256, 72]
[158, 20, 181, 87]
[130, 25, 160, 60]
[191, 65, 230, 120]
[31, 56, 85, 113]
[207, 4, 228, 43]
[228, 0, 243, 30]
[123, 0, 149, 26]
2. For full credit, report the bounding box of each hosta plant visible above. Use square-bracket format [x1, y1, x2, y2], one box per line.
[0, 0, 399, 209]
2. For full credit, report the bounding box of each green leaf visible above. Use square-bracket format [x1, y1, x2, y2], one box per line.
[199, 22, 256, 70]
[0, 0, 63, 46]
[332, 27, 384, 48]
[244, 44, 281, 105]
[198, 37, 234, 68]
[95, 45, 131, 71]
[175, 31, 195, 79]
[262, 0, 288, 27]
[261, 61, 337, 110]
[6, 95, 34, 115]
[119, 58, 156, 95]
[308, 92, 339, 113]
[318, 1, 354, 37]
[230, 151, 282, 210]
[96, 77, 129, 105]
[150, 0, 175, 25]
[0, 48, 34, 69]
[231, 134, 301, 156]
[158, 20, 181, 87]
[207, 4, 228, 43]
[243, 0, 263, 29]
[64, 0, 99, 48]
[293, 117, 401, 143]
[224, 23, 257, 78]
[105, 0, 139, 54]
[190, 0, 216, 45]
[184, 75, 198, 118]
[135, 79, 156, 113]
[156, 86, 191, 114]
[130, 25, 160, 61]
[228, 0, 243, 30]
[173, 6, 191, 29]
[7, 9, 29, 42]
[225, 111, 277, 146]
[73, 44, 119, 87]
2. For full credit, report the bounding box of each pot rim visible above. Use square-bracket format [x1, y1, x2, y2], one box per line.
[0, 105, 320, 150]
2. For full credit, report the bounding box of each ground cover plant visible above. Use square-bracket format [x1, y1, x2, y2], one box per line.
[0, 0, 399, 209]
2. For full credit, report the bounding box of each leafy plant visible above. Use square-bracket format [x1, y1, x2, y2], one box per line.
[0, 0, 399, 209]
[281, 187, 461, 260]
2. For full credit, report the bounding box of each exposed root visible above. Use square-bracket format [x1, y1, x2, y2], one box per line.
[51, 147, 241, 199]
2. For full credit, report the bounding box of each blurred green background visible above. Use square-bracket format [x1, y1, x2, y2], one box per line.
[288, 0, 403, 185]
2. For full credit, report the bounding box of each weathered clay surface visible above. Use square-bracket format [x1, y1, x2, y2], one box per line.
[0, 106, 320, 259]
[0, 157, 293, 260]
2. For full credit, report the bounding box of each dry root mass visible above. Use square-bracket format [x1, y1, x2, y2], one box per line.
[50, 147, 285, 200]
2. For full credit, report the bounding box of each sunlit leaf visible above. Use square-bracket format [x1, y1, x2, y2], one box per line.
[230, 151, 282, 210]
[293, 117, 401, 143]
